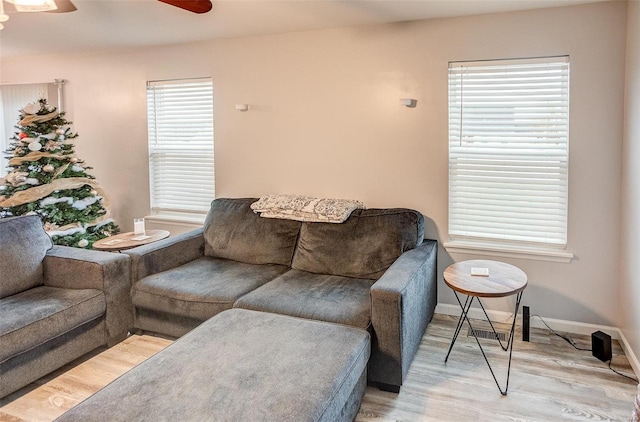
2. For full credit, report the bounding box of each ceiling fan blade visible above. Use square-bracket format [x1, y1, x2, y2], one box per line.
[158, 0, 213, 14]
[46, 0, 77, 13]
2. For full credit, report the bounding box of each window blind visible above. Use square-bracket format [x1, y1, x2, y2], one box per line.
[147, 78, 214, 214]
[448, 57, 569, 247]
[0, 83, 50, 176]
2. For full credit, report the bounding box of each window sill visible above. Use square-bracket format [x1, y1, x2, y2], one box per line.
[443, 240, 574, 263]
[145, 212, 206, 226]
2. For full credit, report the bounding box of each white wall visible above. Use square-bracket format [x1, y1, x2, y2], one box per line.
[621, 0, 640, 371]
[0, 3, 628, 331]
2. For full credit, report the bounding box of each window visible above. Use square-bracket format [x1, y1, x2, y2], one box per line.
[447, 57, 570, 257]
[146, 78, 214, 218]
[0, 83, 54, 176]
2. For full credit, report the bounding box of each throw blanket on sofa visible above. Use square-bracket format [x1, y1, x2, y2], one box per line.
[251, 194, 365, 223]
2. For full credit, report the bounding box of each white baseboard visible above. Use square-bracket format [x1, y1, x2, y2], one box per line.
[617, 329, 640, 379]
[435, 303, 620, 338]
[435, 303, 639, 377]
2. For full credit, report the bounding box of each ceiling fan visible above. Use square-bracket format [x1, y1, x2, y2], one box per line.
[158, 0, 213, 14]
[2, 0, 213, 14]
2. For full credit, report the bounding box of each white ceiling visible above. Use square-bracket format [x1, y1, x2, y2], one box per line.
[0, 0, 605, 60]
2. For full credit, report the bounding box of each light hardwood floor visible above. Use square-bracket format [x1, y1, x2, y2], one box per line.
[1, 314, 637, 421]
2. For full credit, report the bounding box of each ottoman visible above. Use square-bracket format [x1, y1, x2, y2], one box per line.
[56, 309, 370, 422]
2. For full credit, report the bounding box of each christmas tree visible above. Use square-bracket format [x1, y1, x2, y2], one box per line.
[0, 98, 119, 248]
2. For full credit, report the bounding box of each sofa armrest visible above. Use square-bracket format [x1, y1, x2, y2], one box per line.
[369, 239, 437, 390]
[43, 245, 133, 346]
[124, 228, 205, 283]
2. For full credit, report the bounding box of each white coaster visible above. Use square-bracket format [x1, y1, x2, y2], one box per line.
[471, 267, 490, 277]
[131, 235, 152, 241]
[103, 239, 125, 245]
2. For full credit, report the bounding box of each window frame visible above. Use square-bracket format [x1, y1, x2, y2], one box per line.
[445, 56, 573, 263]
[146, 77, 215, 221]
[0, 83, 55, 177]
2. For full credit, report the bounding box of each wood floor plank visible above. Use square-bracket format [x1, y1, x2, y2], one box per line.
[0, 335, 172, 421]
[356, 314, 637, 421]
[0, 314, 637, 421]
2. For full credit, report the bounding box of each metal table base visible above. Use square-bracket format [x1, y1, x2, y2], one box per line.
[444, 290, 523, 396]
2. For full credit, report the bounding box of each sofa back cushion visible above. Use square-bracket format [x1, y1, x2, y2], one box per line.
[204, 198, 302, 266]
[0, 215, 52, 299]
[291, 208, 424, 280]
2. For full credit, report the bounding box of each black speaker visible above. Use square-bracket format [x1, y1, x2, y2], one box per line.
[591, 331, 612, 362]
[522, 306, 530, 342]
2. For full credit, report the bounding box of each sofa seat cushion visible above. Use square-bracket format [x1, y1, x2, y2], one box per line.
[0, 215, 53, 299]
[291, 208, 424, 280]
[131, 256, 289, 321]
[234, 269, 375, 330]
[203, 198, 301, 266]
[0, 286, 105, 363]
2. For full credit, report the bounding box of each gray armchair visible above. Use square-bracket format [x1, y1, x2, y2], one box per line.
[0, 215, 132, 399]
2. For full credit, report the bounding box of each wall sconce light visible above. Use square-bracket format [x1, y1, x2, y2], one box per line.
[0, 1, 9, 27]
[5, 0, 58, 12]
[235, 104, 249, 112]
[400, 98, 417, 108]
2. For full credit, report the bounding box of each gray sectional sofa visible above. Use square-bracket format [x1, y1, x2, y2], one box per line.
[126, 197, 437, 392]
[0, 215, 133, 399]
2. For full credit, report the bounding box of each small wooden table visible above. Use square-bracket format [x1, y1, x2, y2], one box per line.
[92, 230, 170, 251]
[443, 259, 527, 396]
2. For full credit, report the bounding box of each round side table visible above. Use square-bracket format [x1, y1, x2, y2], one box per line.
[443, 259, 527, 395]
[92, 230, 170, 251]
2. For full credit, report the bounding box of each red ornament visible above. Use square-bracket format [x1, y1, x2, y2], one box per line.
[19, 132, 28, 139]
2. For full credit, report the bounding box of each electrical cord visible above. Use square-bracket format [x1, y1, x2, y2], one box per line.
[533, 314, 638, 382]
[608, 359, 639, 382]
[532, 314, 591, 351]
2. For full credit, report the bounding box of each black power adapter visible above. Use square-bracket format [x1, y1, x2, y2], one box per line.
[591, 331, 612, 362]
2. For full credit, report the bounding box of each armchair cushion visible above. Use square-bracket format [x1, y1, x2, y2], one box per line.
[203, 198, 301, 266]
[0, 215, 52, 299]
[0, 286, 105, 363]
[291, 209, 424, 280]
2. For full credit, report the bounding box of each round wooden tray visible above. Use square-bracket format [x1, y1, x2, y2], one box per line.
[92, 230, 170, 251]
[444, 259, 527, 298]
